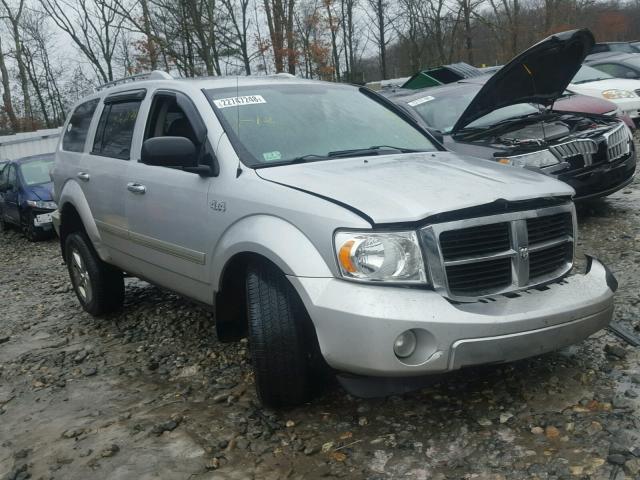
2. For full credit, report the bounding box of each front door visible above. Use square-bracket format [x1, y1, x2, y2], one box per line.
[124, 90, 215, 302]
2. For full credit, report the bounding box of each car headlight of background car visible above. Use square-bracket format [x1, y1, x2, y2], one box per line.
[602, 89, 637, 100]
[26, 200, 57, 210]
[334, 231, 427, 283]
[496, 149, 560, 169]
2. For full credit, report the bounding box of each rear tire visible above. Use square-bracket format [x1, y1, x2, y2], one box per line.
[65, 232, 124, 316]
[246, 262, 323, 407]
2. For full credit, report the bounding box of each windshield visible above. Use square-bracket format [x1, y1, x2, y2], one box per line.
[572, 65, 614, 84]
[205, 83, 436, 167]
[19, 158, 54, 186]
[408, 89, 539, 132]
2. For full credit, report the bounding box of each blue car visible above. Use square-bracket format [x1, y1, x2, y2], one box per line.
[0, 153, 56, 241]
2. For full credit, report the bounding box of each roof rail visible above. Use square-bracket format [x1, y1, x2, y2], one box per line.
[96, 70, 173, 91]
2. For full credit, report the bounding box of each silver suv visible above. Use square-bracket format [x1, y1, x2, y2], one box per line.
[52, 72, 617, 406]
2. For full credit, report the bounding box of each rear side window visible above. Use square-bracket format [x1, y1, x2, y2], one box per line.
[92, 100, 142, 160]
[62, 99, 99, 152]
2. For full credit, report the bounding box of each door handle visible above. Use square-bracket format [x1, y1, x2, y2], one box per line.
[77, 172, 90, 181]
[127, 182, 146, 194]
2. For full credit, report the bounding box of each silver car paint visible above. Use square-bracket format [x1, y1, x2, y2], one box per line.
[52, 76, 615, 378]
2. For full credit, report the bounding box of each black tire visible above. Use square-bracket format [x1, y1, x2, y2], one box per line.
[21, 210, 45, 242]
[65, 232, 124, 316]
[0, 209, 7, 233]
[246, 262, 324, 407]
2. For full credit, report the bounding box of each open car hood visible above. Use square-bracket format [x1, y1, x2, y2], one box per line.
[452, 29, 595, 133]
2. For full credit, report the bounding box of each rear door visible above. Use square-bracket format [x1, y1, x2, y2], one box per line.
[124, 90, 214, 301]
[85, 90, 145, 255]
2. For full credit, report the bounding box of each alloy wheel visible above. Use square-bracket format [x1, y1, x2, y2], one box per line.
[70, 248, 92, 304]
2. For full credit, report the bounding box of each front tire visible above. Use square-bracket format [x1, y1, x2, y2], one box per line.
[246, 262, 322, 407]
[65, 232, 124, 316]
[21, 210, 45, 242]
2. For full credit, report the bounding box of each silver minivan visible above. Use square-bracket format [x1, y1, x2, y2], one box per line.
[52, 72, 617, 406]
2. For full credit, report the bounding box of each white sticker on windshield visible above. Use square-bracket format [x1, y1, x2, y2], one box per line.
[213, 95, 266, 109]
[407, 96, 434, 107]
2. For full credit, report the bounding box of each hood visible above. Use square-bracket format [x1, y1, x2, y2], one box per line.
[256, 152, 574, 224]
[28, 182, 53, 201]
[452, 29, 595, 133]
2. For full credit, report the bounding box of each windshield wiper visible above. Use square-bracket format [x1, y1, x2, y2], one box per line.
[288, 154, 330, 163]
[328, 145, 426, 158]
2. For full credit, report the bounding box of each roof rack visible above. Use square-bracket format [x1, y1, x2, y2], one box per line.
[96, 70, 173, 91]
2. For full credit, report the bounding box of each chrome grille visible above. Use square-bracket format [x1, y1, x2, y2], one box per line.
[549, 139, 597, 166]
[421, 204, 575, 300]
[603, 122, 630, 162]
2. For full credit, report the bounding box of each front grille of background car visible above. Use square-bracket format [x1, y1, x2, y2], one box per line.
[549, 139, 598, 168]
[603, 122, 631, 162]
[422, 205, 575, 300]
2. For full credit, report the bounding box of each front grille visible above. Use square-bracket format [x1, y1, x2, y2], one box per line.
[635, 89, 640, 97]
[446, 258, 512, 295]
[526, 212, 572, 244]
[422, 205, 575, 300]
[604, 122, 631, 162]
[440, 222, 510, 260]
[529, 243, 572, 279]
[549, 139, 597, 167]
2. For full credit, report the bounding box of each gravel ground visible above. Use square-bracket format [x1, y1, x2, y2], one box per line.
[2, 178, 640, 479]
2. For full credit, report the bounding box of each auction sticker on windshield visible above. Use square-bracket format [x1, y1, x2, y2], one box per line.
[408, 96, 434, 107]
[213, 95, 267, 109]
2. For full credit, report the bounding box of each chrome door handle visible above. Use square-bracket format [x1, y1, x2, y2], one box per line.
[77, 172, 90, 181]
[127, 182, 146, 194]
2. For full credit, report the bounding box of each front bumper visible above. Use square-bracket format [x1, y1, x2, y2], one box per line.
[288, 257, 615, 378]
[612, 97, 640, 119]
[559, 150, 636, 200]
[51, 209, 61, 235]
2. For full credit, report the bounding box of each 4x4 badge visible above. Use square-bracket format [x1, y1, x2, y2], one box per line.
[209, 200, 226, 212]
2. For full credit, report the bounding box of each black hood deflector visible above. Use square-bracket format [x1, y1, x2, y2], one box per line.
[452, 29, 595, 133]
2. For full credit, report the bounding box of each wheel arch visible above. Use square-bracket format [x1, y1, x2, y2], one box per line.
[57, 181, 108, 263]
[212, 215, 332, 342]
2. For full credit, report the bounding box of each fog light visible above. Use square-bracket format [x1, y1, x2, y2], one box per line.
[393, 330, 417, 358]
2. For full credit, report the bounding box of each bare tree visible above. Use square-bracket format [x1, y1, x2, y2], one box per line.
[220, 0, 253, 74]
[39, 0, 126, 82]
[0, 35, 18, 131]
[264, 0, 297, 73]
[365, 0, 394, 79]
[0, 0, 32, 123]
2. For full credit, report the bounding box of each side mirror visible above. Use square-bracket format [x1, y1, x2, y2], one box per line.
[426, 128, 444, 144]
[141, 136, 198, 169]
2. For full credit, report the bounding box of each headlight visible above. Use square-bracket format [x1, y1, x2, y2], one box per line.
[496, 149, 560, 168]
[334, 230, 427, 283]
[26, 200, 57, 209]
[602, 89, 637, 99]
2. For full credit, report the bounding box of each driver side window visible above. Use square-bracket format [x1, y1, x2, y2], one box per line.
[144, 94, 198, 145]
